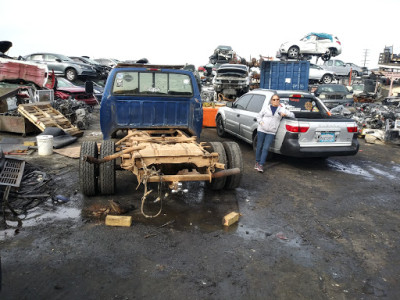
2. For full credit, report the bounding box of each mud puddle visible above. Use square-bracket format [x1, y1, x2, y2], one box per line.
[327, 158, 400, 181]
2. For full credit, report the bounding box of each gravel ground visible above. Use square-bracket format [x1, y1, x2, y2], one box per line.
[1, 107, 400, 299]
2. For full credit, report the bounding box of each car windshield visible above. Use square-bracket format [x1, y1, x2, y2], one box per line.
[318, 85, 348, 93]
[217, 46, 232, 51]
[112, 71, 193, 96]
[352, 84, 364, 92]
[56, 77, 76, 88]
[84, 57, 100, 65]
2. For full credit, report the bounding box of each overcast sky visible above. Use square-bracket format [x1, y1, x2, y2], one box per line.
[1, 0, 398, 69]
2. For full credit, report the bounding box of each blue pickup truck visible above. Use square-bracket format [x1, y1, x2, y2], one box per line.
[80, 64, 243, 216]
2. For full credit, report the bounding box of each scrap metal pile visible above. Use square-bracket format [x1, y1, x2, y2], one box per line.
[0, 157, 54, 229]
[52, 97, 93, 130]
[332, 102, 400, 144]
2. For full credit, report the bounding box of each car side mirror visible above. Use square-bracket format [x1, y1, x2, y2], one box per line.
[85, 81, 94, 94]
[226, 102, 233, 108]
[56, 58, 62, 62]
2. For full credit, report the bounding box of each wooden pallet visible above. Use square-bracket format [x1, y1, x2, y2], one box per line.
[17, 102, 83, 137]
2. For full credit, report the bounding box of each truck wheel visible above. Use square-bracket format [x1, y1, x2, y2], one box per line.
[287, 46, 299, 59]
[222, 142, 243, 189]
[206, 142, 227, 190]
[216, 115, 227, 137]
[99, 140, 116, 195]
[79, 141, 98, 196]
[321, 74, 333, 84]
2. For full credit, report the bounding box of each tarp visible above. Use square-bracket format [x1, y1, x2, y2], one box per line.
[306, 33, 333, 41]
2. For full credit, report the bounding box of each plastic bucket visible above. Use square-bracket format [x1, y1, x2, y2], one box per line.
[36, 135, 54, 156]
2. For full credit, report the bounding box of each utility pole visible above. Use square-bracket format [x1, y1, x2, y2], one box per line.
[362, 49, 370, 67]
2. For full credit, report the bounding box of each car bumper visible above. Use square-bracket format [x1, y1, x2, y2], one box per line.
[279, 133, 359, 157]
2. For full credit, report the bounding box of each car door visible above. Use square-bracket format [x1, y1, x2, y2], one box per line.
[44, 54, 64, 75]
[333, 60, 347, 76]
[301, 35, 317, 54]
[239, 94, 266, 143]
[224, 94, 252, 135]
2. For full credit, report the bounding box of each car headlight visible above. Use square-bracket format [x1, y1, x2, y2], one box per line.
[319, 94, 326, 99]
[346, 94, 353, 99]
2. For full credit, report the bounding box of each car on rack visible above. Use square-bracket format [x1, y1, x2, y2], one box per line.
[24, 52, 97, 82]
[212, 63, 250, 100]
[276, 33, 342, 61]
[321, 60, 363, 77]
[313, 84, 354, 109]
[309, 63, 336, 84]
[69, 56, 111, 79]
[215, 89, 359, 158]
[209, 45, 234, 64]
[93, 58, 120, 68]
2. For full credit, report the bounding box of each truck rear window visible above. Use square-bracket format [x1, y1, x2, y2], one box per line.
[112, 71, 193, 96]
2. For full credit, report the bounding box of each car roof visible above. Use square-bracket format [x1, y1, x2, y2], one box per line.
[216, 45, 232, 50]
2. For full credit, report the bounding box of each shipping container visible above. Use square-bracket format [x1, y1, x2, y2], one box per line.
[259, 61, 309, 91]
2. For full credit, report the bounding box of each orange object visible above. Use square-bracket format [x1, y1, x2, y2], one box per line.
[202, 107, 218, 127]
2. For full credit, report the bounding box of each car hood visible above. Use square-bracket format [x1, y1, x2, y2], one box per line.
[57, 87, 85, 93]
[216, 67, 248, 77]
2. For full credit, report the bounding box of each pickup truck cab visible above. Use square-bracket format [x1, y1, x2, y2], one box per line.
[99, 64, 203, 139]
[216, 89, 359, 158]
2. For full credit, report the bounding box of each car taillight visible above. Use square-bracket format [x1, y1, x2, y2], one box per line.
[347, 125, 358, 133]
[286, 124, 309, 133]
[147, 68, 160, 71]
[336, 41, 341, 45]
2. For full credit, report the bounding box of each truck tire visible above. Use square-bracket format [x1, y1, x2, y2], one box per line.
[79, 141, 98, 196]
[216, 115, 227, 137]
[206, 142, 227, 190]
[99, 140, 116, 195]
[222, 141, 243, 189]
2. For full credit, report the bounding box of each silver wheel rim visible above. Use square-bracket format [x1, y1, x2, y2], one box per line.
[288, 47, 298, 58]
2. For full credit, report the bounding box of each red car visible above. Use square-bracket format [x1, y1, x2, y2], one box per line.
[46, 74, 98, 106]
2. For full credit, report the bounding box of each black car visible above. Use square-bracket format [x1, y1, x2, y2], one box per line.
[70, 56, 111, 79]
[313, 84, 354, 109]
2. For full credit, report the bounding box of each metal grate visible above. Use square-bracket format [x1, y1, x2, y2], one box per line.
[0, 158, 25, 187]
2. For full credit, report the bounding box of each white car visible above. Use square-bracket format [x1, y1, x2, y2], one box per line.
[277, 33, 342, 61]
[309, 63, 336, 84]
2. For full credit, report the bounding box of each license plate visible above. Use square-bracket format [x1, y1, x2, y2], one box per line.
[318, 132, 335, 142]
